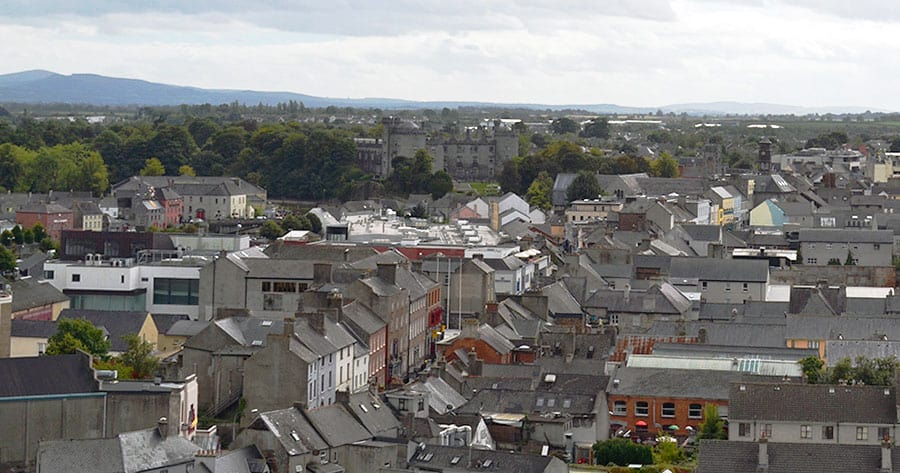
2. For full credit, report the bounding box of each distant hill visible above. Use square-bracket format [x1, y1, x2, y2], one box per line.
[0, 70, 886, 115]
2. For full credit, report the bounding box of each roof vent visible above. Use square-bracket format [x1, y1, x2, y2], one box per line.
[828, 387, 835, 394]
[613, 378, 620, 387]
[739, 384, 747, 391]
[544, 374, 557, 384]
[886, 389, 891, 396]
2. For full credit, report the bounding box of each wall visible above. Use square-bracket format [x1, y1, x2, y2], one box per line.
[242, 333, 310, 415]
[607, 395, 727, 439]
[770, 265, 896, 287]
[198, 257, 247, 321]
[729, 419, 898, 446]
[338, 442, 404, 472]
[9, 335, 48, 357]
[800, 241, 892, 267]
[0, 293, 10, 358]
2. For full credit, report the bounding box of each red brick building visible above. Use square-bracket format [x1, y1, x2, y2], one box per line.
[606, 367, 777, 439]
[16, 203, 74, 241]
[437, 319, 517, 365]
[158, 188, 184, 228]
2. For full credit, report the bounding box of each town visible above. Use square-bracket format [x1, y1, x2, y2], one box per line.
[1, 104, 900, 473]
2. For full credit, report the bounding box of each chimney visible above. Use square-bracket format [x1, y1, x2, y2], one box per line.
[377, 262, 398, 285]
[335, 389, 350, 405]
[293, 401, 307, 412]
[758, 436, 768, 471]
[313, 263, 333, 285]
[412, 260, 423, 273]
[284, 316, 295, 337]
[305, 311, 326, 334]
[158, 417, 168, 440]
[461, 317, 479, 339]
[623, 284, 631, 304]
[472, 253, 484, 261]
[485, 301, 498, 314]
[327, 289, 343, 321]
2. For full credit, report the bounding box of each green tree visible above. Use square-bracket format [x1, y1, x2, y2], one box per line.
[0, 245, 15, 273]
[650, 152, 679, 178]
[0, 230, 12, 247]
[39, 237, 59, 253]
[46, 318, 110, 358]
[32, 223, 46, 243]
[428, 170, 453, 200]
[845, 251, 856, 266]
[178, 164, 197, 176]
[22, 228, 34, 244]
[140, 157, 166, 176]
[11, 225, 23, 245]
[566, 170, 602, 202]
[550, 117, 579, 135]
[580, 118, 610, 139]
[305, 212, 322, 234]
[652, 438, 684, 465]
[592, 438, 653, 466]
[799, 356, 825, 383]
[697, 404, 727, 440]
[526, 171, 553, 210]
[119, 333, 159, 379]
[259, 220, 285, 240]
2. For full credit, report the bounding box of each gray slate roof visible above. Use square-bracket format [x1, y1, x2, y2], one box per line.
[9, 277, 69, 312]
[669, 257, 769, 282]
[11, 318, 57, 338]
[58, 309, 152, 352]
[608, 367, 778, 400]
[798, 228, 894, 243]
[303, 404, 372, 447]
[729, 382, 897, 424]
[697, 440, 900, 473]
[0, 352, 98, 397]
[409, 444, 565, 473]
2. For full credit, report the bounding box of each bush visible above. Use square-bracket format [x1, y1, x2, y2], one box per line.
[593, 438, 653, 466]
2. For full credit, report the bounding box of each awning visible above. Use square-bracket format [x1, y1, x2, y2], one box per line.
[635, 420, 648, 427]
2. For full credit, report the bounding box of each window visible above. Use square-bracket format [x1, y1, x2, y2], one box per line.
[635, 402, 649, 417]
[44, 270, 54, 279]
[742, 283, 749, 292]
[701, 281, 708, 291]
[875, 244, 882, 251]
[879, 427, 890, 441]
[613, 401, 627, 416]
[739, 423, 751, 437]
[153, 278, 200, 305]
[72, 274, 81, 282]
[764, 424, 772, 438]
[609, 314, 619, 325]
[536, 398, 544, 407]
[688, 404, 702, 419]
[662, 402, 675, 418]
[806, 258, 818, 264]
[37, 342, 47, 355]
[823, 425, 834, 440]
[857, 426, 869, 441]
[418, 399, 425, 411]
[262, 281, 271, 292]
[547, 399, 556, 408]
[398, 398, 407, 411]
[725, 283, 731, 292]
[272, 281, 297, 293]
[801, 425, 812, 439]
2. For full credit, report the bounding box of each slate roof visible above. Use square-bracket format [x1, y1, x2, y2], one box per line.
[262, 242, 377, 262]
[11, 318, 57, 338]
[786, 316, 900, 341]
[0, 352, 98, 397]
[607, 367, 778, 400]
[119, 427, 200, 473]
[680, 224, 722, 242]
[798, 228, 894, 243]
[697, 440, 900, 473]
[166, 320, 209, 337]
[645, 320, 788, 348]
[9, 277, 69, 312]
[729, 382, 897, 424]
[409, 376, 469, 414]
[151, 313, 190, 334]
[669, 257, 768, 282]
[303, 404, 372, 447]
[457, 388, 597, 416]
[58, 309, 152, 352]
[37, 438, 124, 473]
[825, 340, 900, 366]
[340, 300, 386, 337]
[253, 407, 328, 456]
[409, 444, 565, 473]
[477, 324, 515, 354]
[342, 392, 401, 437]
[541, 281, 583, 316]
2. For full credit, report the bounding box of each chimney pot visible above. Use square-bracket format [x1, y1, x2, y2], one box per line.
[158, 417, 168, 439]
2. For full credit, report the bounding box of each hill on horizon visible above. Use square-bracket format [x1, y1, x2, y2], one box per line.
[0, 70, 886, 116]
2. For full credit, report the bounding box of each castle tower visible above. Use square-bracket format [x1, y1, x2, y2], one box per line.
[758, 138, 772, 173]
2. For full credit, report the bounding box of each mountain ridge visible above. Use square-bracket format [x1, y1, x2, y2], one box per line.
[0, 70, 887, 115]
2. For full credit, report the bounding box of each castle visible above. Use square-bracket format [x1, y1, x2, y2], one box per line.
[356, 117, 519, 182]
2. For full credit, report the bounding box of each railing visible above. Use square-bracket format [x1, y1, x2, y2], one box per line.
[205, 389, 241, 418]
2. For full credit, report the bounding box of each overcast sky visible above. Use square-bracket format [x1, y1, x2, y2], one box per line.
[3, 0, 899, 109]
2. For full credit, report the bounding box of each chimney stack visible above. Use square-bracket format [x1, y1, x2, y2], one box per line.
[377, 262, 398, 285]
[158, 417, 168, 440]
[284, 316, 295, 337]
[306, 311, 326, 334]
[758, 436, 768, 471]
[881, 438, 892, 473]
[313, 263, 333, 285]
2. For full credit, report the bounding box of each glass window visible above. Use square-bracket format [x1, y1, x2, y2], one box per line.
[764, 424, 772, 438]
[273, 282, 297, 293]
[739, 423, 751, 437]
[635, 402, 649, 417]
[857, 427, 869, 441]
[153, 278, 200, 305]
[823, 426, 834, 440]
[44, 270, 55, 279]
[688, 404, 702, 419]
[879, 427, 890, 441]
[801, 425, 812, 439]
[613, 401, 627, 416]
[72, 274, 81, 282]
[262, 281, 271, 292]
[662, 402, 675, 417]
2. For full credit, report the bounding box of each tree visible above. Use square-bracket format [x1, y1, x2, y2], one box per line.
[119, 334, 159, 379]
[140, 157, 166, 176]
[11, 225, 23, 245]
[526, 171, 553, 210]
[697, 404, 727, 440]
[650, 152, 679, 178]
[46, 318, 110, 358]
[39, 237, 59, 253]
[428, 170, 453, 200]
[32, 223, 46, 243]
[305, 212, 322, 234]
[580, 118, 610, 139]
[0, 245, 15, 273]
[592, 438, 653, 466]
[845, 250, 856, 266]
[178, 164, 197, 176]
[22, 228, 34, 244]
[0, 230, 12, 247]
[550, 117, 579, 135]
[566, 171, 602, 202]
[653, 438, 684, 465]
[259, 220, 285, 240]
[799, 356, 825, 383]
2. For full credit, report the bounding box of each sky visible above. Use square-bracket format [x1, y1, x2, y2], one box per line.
[2, 0, 900, 109]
